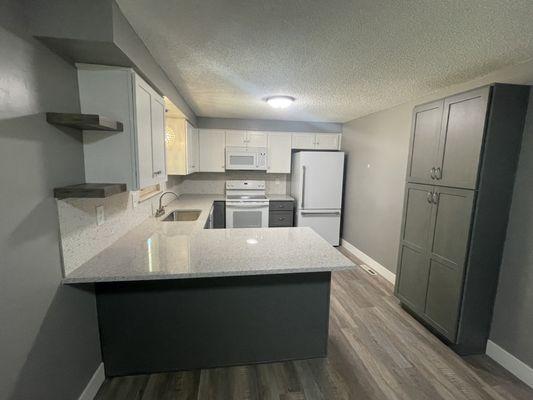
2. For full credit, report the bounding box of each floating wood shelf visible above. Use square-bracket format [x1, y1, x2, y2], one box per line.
[54, 183, 127, 200]
[46, 113, 123, 132]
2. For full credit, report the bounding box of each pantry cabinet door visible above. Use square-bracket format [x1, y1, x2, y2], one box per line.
[406, 100, 443, 185]
[436, 87, 490, 189]
[395, 183, 434, 313]
[424, 187, 474, 340]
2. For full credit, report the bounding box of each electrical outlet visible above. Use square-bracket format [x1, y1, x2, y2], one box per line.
[131, 192, 139, 209]
[96, 205, 105, 226]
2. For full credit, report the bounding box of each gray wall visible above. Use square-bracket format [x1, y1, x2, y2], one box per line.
[0, 2, 102, 399]
[26, 0, 197, 124]
[197, 117, 342, 133]
[341, 59, 533, 372]
[341, 105, 411, 271]
[489, 89, 533, 367]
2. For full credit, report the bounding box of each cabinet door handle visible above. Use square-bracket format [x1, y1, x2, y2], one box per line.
[427, 192, 433, 203]
[278, 217, 285, 221]
[153, 170, 162, 176]
[435, 167, 442, 180]
[430, 167, 436, 179]
[432, 192, 439, 204]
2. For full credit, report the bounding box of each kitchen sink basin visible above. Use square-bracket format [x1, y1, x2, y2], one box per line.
[162, 210, 201, 222]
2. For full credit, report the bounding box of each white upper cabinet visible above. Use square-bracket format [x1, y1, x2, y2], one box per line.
[166, 118, 199, 175]
[225, 130, 247, 147]
[246, 131, 268, 147]
[291, 132, 341, 150]
[150, 95, 167, 183]
[291, 133, 317, 149]
[225, 130, 267, 147]
[186, 122, 199, 173]
[199, 129, 225, 172]
[77, 65, 167, 190]
[267, 132, 292, 173]
[315, 133, 341, 150]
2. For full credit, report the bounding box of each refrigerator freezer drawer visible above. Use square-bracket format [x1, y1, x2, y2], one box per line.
[296, 210, 341, 246]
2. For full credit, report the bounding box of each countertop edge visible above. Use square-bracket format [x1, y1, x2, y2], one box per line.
[62, 264, 354, 284]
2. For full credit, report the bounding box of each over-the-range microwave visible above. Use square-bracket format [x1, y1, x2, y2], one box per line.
[225, 146, 267, 170]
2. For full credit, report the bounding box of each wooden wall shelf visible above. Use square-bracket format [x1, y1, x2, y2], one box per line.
[54, 183, 127, 200]
[46, 113, 123, 132]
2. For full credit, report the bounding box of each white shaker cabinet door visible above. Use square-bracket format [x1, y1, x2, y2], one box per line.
[315, 134, 340, 150]
[291, 133, 316, 149]
[246, 131, 268, 147]
[267, 132, 292, 173]
[186, 122, 199, 173]
[150, 95, 167, 184]
[199, 129, 226, 172]
[225, 130, 247, 147]
[135, 79, 155, 188]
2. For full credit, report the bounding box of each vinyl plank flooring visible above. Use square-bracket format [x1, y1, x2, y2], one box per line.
[95, 247, 533, 400]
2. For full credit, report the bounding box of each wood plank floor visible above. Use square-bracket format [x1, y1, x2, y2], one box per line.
[95, 248, 533, 400]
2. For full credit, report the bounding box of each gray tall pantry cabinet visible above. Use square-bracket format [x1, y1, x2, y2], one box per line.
[395, 84, 530, 354]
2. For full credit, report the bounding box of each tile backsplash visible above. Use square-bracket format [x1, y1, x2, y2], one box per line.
[167, 172, 289, 195]
[57, 191, 159, 275]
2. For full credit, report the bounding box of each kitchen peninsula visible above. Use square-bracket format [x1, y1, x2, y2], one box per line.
[63, 195, 354, 377]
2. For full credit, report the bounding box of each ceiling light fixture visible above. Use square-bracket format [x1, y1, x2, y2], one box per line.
[265, 96, 295, 109]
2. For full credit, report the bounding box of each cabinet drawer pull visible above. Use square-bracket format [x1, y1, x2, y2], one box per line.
[430, 167, 436, 179]
[278, 217, 286, 221]
[432, 192, 439, 204]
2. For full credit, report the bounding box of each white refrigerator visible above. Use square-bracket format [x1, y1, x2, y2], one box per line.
[290, 152, 345, 246]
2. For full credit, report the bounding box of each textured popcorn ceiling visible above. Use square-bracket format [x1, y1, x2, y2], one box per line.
[117, 0, 533, 122]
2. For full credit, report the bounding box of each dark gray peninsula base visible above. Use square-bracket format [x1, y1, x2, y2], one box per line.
[95, 272, 331, 377]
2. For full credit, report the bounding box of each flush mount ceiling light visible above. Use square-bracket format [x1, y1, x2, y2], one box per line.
[265, 96, 295, 109]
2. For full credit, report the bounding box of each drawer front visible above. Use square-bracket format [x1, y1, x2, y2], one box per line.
[269, 201, 294, 211]
[269, 211, 294, 227]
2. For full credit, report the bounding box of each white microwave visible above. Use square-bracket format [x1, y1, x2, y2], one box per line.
[225, 147, 267, 170]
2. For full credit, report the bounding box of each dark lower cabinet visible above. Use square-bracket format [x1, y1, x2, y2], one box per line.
[396, 84, 530, 354]
[269, 201, 294, 227]
[213, 201, 225, 228]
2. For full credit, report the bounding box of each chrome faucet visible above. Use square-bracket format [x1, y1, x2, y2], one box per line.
[155, 191, 179, 217]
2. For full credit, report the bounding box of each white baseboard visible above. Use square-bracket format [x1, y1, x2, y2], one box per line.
[486, 340, 533, 389]
[341, 239, 396, 284]
[79, 363, 105, 400]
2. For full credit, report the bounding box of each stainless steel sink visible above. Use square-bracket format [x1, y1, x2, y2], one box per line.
[162, 210, 201, 222]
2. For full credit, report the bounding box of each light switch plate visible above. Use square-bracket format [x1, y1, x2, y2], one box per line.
[96, 205, 105, 226]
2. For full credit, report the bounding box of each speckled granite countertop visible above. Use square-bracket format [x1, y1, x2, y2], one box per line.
[63, 194, 354, 284]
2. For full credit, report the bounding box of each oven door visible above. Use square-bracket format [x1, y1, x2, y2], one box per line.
[226, 202, 269, 228]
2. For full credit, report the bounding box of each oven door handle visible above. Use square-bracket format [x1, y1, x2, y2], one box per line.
[226, 203, 269, 209]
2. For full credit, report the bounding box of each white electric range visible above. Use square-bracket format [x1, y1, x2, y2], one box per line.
[225, 180, 269, 228]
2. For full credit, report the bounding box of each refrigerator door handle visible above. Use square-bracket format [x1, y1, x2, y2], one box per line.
[301, 165, 306, 209]
[300, 210, 341, 215]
